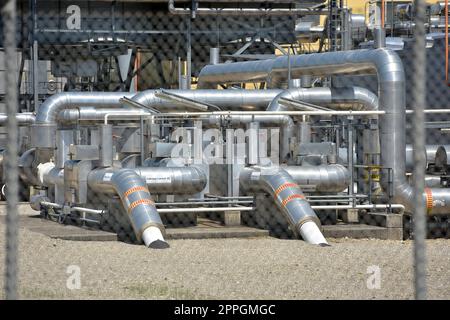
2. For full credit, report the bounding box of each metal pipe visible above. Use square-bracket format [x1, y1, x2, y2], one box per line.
[35, 92, 135, 124]
[240, 166, 328, 245]
[199, 48, 450, 214]
[87, 166, 207, 195]
[58, 108, 153, 123]
[0, 113, 35, 125]
[157, 207, 253, 213]
[282, 164, 350, 193]
[310, 204, 405, 213]
[168, 0, 328, 16]
[97, 169, 169, 249]
[131, 89, 283, 112]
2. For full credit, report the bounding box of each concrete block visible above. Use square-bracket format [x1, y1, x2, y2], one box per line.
[341, 208, 359, 223]
[386, 228, 404, 240]
[222, 211, 241, 226]
[364, 212, 403, 228]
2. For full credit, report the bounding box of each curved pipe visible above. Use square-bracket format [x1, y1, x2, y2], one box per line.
[200, 49, 450, 214]
[91, 169, 169, 249]
[240, 166, 328, 245]
[267, 86, 379, 112]
[35, 92, 135, 124]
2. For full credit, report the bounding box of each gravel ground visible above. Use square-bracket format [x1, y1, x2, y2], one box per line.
[0, 224, 449, 300]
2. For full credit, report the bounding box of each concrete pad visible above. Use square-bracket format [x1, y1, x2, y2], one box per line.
[323, 223, 389, 239]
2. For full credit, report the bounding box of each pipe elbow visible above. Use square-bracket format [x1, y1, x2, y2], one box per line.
[371, 48, 406, 83]
[36, 93, 70, 124]
[111, 169, 168, 248]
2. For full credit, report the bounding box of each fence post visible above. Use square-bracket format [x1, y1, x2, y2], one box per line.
[412, 0, 427, 300]
[2, 0, 19, 300]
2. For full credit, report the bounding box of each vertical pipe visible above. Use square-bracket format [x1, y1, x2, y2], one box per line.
[99, 124, 113, 168]
[186, 17, 192, 90]
[412, 0, 427, 300]
[140, 117, 145, 166]
[347, 117, 355, 207]
[2, 0, 19, 300]
[209, 47, 220, 65]
[247, 122, 260, 165]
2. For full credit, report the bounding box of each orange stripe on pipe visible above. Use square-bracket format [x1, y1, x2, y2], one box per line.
[128, 198, 155, 214]
[274, 183, 299, 197]
[281, 194, 306, 207]
[381, 0, 385, 28]
[123, 186, 149, 198]
[425, 188, 433, 210]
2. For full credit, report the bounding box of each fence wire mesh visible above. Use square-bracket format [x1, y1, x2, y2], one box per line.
[1, 0, 449, 300]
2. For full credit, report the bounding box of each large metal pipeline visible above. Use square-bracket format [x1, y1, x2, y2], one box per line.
[168, 0, 328, 16]
[267, 86, 379, 112]
[108, 169, 169, 249]
[88, 166, 207, 195]
[38, 166, 170, 248]
[199, 48, 450, 214]
[283, 164, 350, 193]
[131, 89, 283, 111]
[240, 166, 328, 245]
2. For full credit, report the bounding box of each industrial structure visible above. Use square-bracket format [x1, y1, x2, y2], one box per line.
[0, 0, 449, 248]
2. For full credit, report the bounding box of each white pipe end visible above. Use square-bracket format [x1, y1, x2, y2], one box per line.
[37, 162, 55, 185]
[142, 226, 170, 249]
[299, 221, 329, 246]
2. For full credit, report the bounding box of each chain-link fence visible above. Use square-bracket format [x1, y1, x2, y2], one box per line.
[1, 0, 449, 301]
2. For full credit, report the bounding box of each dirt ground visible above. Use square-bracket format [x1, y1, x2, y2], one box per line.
[0, 221, 449, 300]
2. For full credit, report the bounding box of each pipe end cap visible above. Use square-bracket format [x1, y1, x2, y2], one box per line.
[318, 243, 331, 247]
[148, 240, 170, 250]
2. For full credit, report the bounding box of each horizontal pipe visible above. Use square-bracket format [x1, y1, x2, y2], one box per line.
[131, 89, 282, 112]
[310, 204, 405, 213]
[156, 206, 253, 213]
[0, 113, 35, 125]
[168, 0, 328, 16]
[283, 165, 350, 193]
[87, 166, 207, 195]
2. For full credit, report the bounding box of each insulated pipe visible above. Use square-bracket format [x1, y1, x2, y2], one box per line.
[131, 89, 283, 112]
[406, 144, 450, 168]
[266, 87, 379, 112]
[90, 169, 169, 249]
[39, 163, 207, 195]
[0, 113, 35, 125]
[240, 166, 328, 245]
[200, 49, 450, 214]
[266, 86, 380, 164]
[168, 0, 328, 16]
[283, 164, 350, 193]
[87, 166, 207, 195]
[35, 92, 135, 124]
[58, 108, 153, 123]
[31, 92, 134, 149]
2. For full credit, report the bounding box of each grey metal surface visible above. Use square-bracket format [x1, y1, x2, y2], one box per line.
[283, 164, 350, 193]
[199, 48, 450, 214]
[240, 166, 324, 242]
[108, 169, 165, 243]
